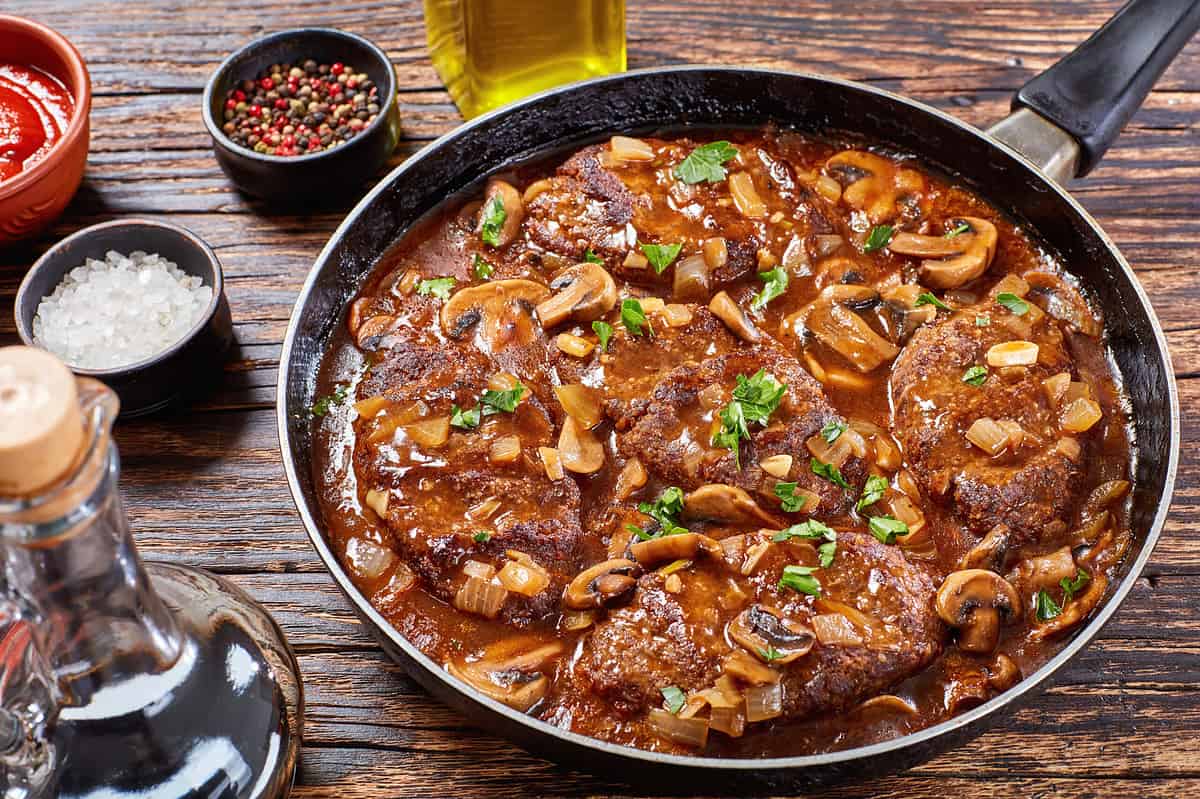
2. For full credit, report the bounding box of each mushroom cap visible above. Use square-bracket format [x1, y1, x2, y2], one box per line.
[958, 524, 1012, 572]
[911, 217, 998, 289]
[629, 532, 721, 568]
[683, 484, 780, 527]
[440, 279, 550, 352]
[728, 604, 816, 665]
[535, 261, 618, 328]
[563, 558, 639, 610]
[475, 178, 525, 248]
[708, 291, 761, 343]
[935, 568, 1022, 653]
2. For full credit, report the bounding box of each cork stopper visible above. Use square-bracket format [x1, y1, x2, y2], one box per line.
[0, 346, 83, 497]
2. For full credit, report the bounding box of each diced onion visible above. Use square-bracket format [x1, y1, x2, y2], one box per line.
[453, 576, 508, 618]
[538, 447, 565, 481]
[722, 650, 780, 685]
[673, 254, 710, 302]
[759, 454, 793, 479]
[405, 416, 450, 448]
[729, 172, 767, 218]
[756, 248, 779, 270]
[462, 560, 496, 579]
[623, 251, 649, 270]
[874, 436, 901, 470]
[560, 610, 596, 631]
[1043, 372, 1071, 406]
[345, 537, 396, 581]
[966, 417, 1009, 455]
[986, 340, 1039, 367]
[648, 708, 709, 747]
[522, 178, 554, 203]
[488, 372, 520, 392]
[812, 613, 864, 647]
[744, 682, 784, 722]
[702, 237, 728, 271]
[803, 351, 828, 383]
[989, 274, 1030, 298]
[663, 303, 693, 327]
[397, 269, 420, 294]
[1064, 380, 1094, 404]
[896, 469, 921, 499]
[663, 573, 683, 593]
[554, 384, 604, 428]
[555, 333, 595, 358]
[1061, 398, 1103, 432]
[709, 704, 746, 738]
[467, 497, 501, 521]
[354, 395, 388, 418]
[364, 488, 390, 518]
[807, 432, 853, 469]
[887, 494, 925, 535]
[610, 135, 656, 162]
[640, 296, 667, 314]
[740, 539, 772, 576]
[1055, 437, 1082, 462]
[997, 419, 1026, 449]
[497, 558, 550, 596]
[614, 457, 648, 500]
[489, 435, 522, 463]
[815, 174, 842, 203]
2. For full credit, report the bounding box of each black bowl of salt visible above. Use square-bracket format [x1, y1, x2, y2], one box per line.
[15, 219, 234, 417]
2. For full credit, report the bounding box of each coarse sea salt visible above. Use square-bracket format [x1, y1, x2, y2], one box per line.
[32, 250, 213, 370]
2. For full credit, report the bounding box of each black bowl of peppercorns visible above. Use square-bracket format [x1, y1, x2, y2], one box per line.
[202, 28, 401, 203]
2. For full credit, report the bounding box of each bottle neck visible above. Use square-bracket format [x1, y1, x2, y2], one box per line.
[0, 397, 183, 709]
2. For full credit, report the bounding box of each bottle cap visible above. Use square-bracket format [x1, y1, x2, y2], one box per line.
[0, 347, 83, 496]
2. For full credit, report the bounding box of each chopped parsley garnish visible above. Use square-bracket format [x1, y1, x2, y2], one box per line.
[592, 320, 614, 352]
[856, 474, 888, 511]
[479, 196, 507, 247]
[772, 519, 835, 543]
[868, 515, 908, 544]
[661, 685, 687, 714]
[472, 531, 491, 543]
[774, 481, 809, 513]
[811, 457, 850, 490]
[1035, 589, 1062, 621]
[945, 221, 971, 238]
[310, 383, 349, 417]
[976, 315, 991, 327]
[636, 486, 688, 538]
[1060, 568, 1091, 602]
[863, 224, 894, 253]
[450, 403, 482, 429]
[417, 276, 456, 300]
[640, 242, 682, 274]
[758, 644, 785, 662]
[779, 564, 822, 597]
[818, 539, 837, 568]
[620, 298, 652, 337]
[820, 419, 847, 445]
[712, 371, 788, 467]
[481, 381, 525, 415]
[751, 266, 788, 311]
[583, 249, 603, 264]
[962, 365, 989, 387]
[996, 292, 1030, 315]
[915, 292, 950, 310]
[472, 254, 494, 280]
[673, 140, 739, 184]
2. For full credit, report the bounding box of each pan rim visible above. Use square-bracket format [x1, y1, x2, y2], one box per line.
[276, 64, 1180, 773]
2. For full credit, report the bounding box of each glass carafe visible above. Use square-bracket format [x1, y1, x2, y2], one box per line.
[0, 348, 302, 798]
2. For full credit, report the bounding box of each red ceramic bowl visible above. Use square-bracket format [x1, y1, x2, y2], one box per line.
[0, 15, 91, 246]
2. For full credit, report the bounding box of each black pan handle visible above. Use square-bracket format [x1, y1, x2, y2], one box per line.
[1013, 0, 1200, 176]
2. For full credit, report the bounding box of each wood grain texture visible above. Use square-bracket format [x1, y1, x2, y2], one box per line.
[3, 1, 1199, 796]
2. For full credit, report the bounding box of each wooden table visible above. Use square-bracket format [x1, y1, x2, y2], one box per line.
[5, 1, 1198, 796]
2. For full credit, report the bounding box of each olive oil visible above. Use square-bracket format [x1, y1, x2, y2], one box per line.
[424, 0, 626, 119]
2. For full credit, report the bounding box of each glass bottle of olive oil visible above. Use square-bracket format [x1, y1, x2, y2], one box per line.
[424, 0, 626, 119]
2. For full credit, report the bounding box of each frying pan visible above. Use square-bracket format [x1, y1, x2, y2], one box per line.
[277, 0, 1193, 788]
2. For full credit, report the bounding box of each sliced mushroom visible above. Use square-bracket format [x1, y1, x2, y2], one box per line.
[825, 150, 927, 223]
[851, 694, 919, 720]
[959, 524, 1011, 572]
[683, 484, 779, 527]
[355, 314, 399, 351]
[889, 217, 996, 289]
[476, 178, 524, 248]
[630, 532, 719, 568]
[558, 416, 604, 474]
[1012, 546, 1076, 594]
[708, 291, 762, 342]
[728, 605, 815, 664]
[935, 569, 1022, 654]
[1031, 572, 1108, 639]
[440, 279, 549, 352]
[985, 653, 1021, 691]
[535, 262, 617, 328]
[563, 559, 639, 610]
[445, 639, 564, 712]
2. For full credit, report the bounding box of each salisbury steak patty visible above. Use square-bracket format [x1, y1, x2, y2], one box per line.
[574, 532, 944, 721]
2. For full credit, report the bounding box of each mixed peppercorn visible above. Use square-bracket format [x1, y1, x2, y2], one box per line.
[219, 59, 382, 157]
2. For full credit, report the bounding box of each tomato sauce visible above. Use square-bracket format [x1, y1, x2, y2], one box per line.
[0, 63, 73, 183]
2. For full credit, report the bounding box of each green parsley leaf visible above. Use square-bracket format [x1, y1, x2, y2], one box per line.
[818, 540, 837, 568]
[962, 365, 988, 387]
[620, 298, 652, 337]
[779, 564, 822, 597]
[856, 474, 888, 512]
[811, 457, 850, 490]
[820, 419, 847, 445]
[311, 383, 349, 417]
[1060, 568, 1091, 602]
[450, 403, 482, 430]
[479, 196, 507, 247]
[712, 371, 787, 468]
[868, 515, 909, 544]
[673, 140, 739, 184]
[945, 221, 971, 238]
[625, 523, 651, 541]
[772, 519, 835, 543]
[774, 481, 810, 513]
[661, 685, 687, 714]
[975, 315, 991, 327]
[583, 249, 603, 264]
[592, 320, 614, 352]
[637, 486, 688, 538]
[481, 381, 525, 415]
[915, 292, 950, 310]
[472, 254, 494, 280]
[472, 531, 491, 543]
[1035, 589, 1062, 621]
[640, 242, 682, 274]
[417, 276, 456, 300]
[757, 644, 785, 662]
[750, 266, 788, 311]
[996, 292, 1030, 315]
[863, 224, 894, 253]
[712, 399, 748, 468]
